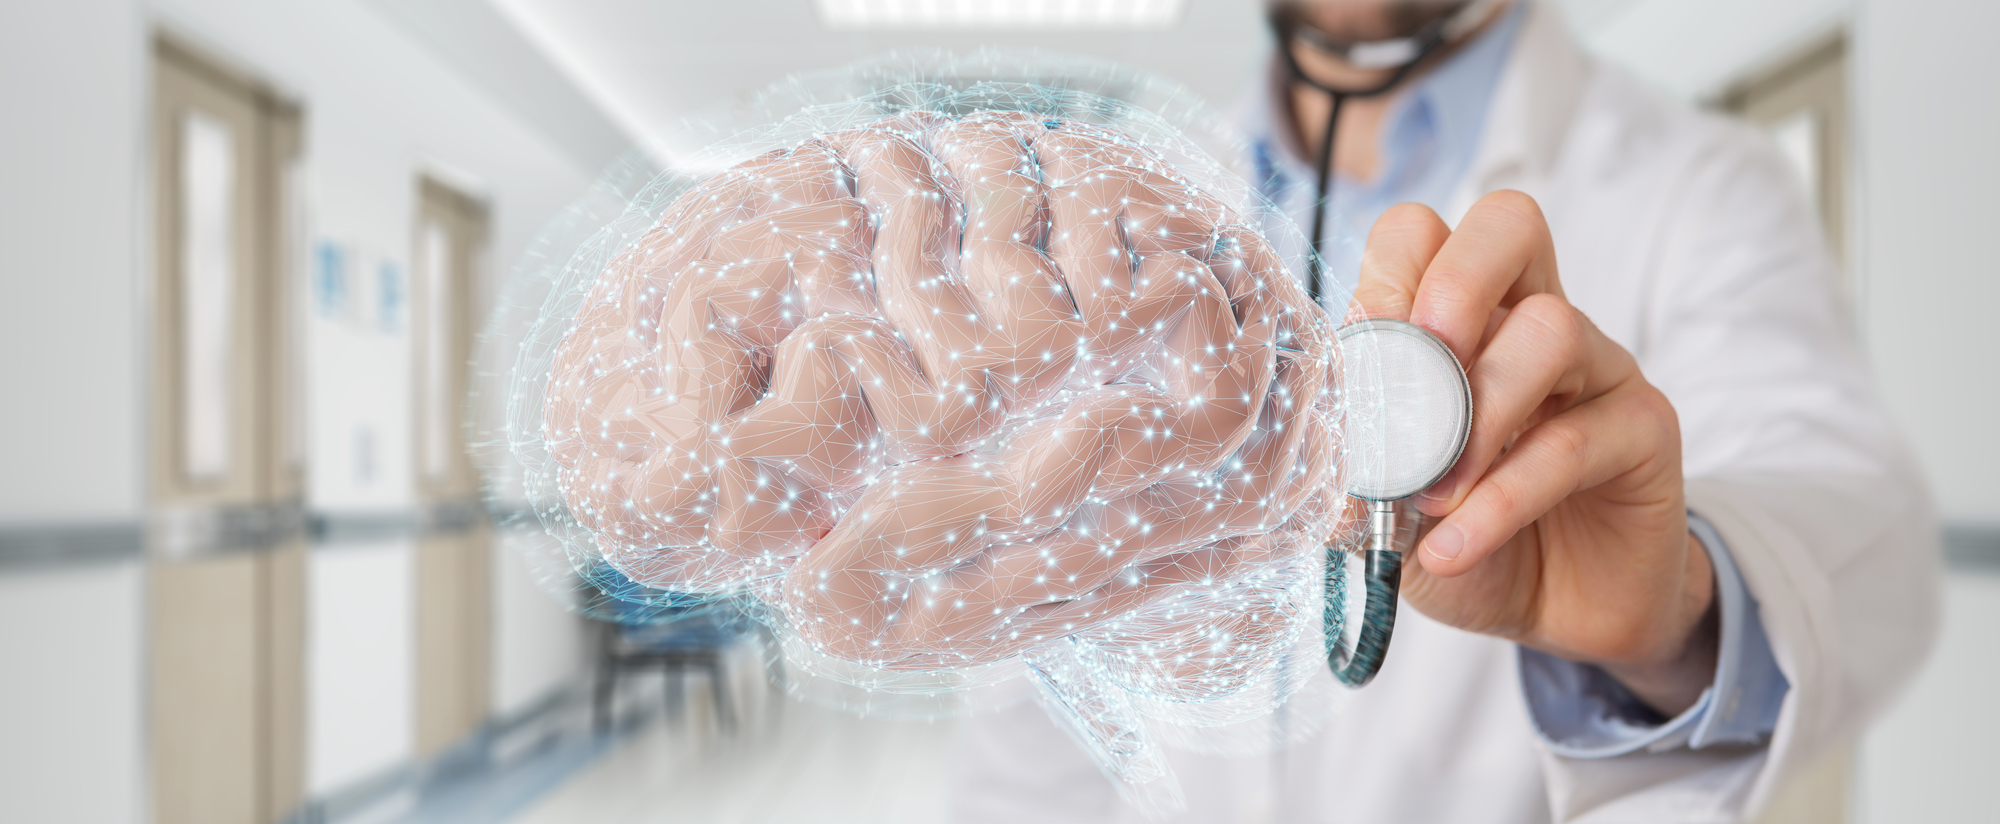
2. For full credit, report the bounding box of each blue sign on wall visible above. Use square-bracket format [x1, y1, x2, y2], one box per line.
[314, 240, 346, 318]
[377, 260, 404, 334]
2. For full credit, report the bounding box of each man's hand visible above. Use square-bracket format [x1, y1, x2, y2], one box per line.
[1350, 191, 1718, 715]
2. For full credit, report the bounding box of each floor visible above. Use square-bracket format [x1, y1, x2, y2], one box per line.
[1855, 567, 2000, 823]
[348, 568, 2000, 824]
[509, 694, 961, 824]
[349, 661, 963, 824]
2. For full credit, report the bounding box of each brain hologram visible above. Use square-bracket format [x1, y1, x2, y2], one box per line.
[491, 56, 1360, 813]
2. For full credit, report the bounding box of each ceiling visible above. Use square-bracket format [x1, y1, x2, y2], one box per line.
[488, 0, 1276, 162]
[435, 0, 1831, 168]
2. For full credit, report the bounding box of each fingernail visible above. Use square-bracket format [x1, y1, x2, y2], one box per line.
[1418, 469, 1458, 503]
[1423, 523, 1465, 562]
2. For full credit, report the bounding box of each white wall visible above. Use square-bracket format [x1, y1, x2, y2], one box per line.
[492, 531, 587, 715]
[1857, 569, 2000, 822]
[0, 1, 145, 523]
[308, 542, 415, 793]
[1853, 0, 2000, 528]
[0, 564, 145, 824]
[0, 4, 148, 823]
[1851, 2, 2000, 817]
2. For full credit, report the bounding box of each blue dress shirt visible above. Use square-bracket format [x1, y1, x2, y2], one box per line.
[1246, 2, 1788, 756]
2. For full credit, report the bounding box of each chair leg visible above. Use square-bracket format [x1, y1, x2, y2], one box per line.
[665, 665, 684, 726]
[707, 657, 733, 732]
[594, 661, 616, 735]
[765, 641, 790, 694]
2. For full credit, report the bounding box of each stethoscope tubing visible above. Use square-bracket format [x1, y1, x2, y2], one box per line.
[1327, 525, 1403, 688]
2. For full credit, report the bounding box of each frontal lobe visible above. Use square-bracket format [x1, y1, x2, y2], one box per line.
[545, 110, 1340, 693]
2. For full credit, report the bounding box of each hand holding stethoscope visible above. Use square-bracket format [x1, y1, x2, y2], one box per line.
[1287, 3, 1722, 714]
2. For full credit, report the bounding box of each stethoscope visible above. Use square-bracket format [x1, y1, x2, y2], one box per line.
[1269, 1, 1500, 687]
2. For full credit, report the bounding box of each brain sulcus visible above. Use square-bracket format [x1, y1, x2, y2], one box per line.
[544, 109, 1345, 705]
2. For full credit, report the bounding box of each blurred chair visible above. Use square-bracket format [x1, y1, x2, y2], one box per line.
[585, 564, 739, 734]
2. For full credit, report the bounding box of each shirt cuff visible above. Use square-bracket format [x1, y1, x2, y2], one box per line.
[1517, 511, 1789, 758]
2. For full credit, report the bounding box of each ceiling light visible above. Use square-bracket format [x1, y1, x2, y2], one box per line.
[814, 0, 1186, 30]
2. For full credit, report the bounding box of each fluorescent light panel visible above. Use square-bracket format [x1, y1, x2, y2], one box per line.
[815, 0, 1185, 30]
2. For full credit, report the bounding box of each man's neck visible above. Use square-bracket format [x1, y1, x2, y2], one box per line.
[1287, 85, 1395, 182]
[1284, 0, 1514, 182]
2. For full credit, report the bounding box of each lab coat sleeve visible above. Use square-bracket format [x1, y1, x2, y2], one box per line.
[1536, 116, 1943, 822]
[1519, 514, 1788, 758]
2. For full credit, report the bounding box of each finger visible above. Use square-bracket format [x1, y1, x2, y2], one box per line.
[1345, 203, 1450, 323]
[1413, 294, 1638, 516]
[1415, 381, 1676, 577]
[1396, 517, 1540, 638]
[1410, 191, 1563, 363]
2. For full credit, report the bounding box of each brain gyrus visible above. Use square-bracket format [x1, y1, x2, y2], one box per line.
[545, 110, 1343, 694]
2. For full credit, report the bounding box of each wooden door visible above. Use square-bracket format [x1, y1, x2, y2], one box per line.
[148, 35, 305, 824]
[412, 176, 493, 755]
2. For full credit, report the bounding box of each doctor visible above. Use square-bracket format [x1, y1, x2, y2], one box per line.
[948, 0, 1940, 821]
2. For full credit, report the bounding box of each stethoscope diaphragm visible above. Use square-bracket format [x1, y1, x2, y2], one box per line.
[1340, 318, 1473, 502]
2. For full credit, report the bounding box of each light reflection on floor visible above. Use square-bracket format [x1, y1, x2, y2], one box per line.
[508, 693, 961, 824]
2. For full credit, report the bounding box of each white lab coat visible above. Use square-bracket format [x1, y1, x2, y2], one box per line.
[945, 2, 1942, 822]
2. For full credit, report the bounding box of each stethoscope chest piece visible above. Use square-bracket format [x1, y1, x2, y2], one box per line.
[1326, 318, 1473, 686]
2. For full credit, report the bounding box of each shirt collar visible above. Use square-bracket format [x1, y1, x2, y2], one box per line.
[1244, 0, 1527, 201]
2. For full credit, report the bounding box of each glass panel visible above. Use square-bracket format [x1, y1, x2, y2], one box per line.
[286, 159, 309, 472]
[180, 110, 236, 482]
[421, 222, 453, 482]
[1770, 109, 1821, 208]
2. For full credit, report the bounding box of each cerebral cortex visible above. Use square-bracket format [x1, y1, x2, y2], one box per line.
[542, 108, 1344, 706]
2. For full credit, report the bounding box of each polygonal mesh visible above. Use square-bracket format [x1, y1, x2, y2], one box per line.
[476, 51, 1373, 812]
[545, 108, 1343, 675]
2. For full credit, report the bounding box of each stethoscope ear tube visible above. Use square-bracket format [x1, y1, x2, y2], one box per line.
[1325, 513, 1404, 687]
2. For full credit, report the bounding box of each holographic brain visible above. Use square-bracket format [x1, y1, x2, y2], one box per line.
[489, 59, 1360, 811]
[545, 108, 1340, 689]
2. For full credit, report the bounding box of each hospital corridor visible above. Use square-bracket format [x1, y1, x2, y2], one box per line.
[2, 1, 1997, 823]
